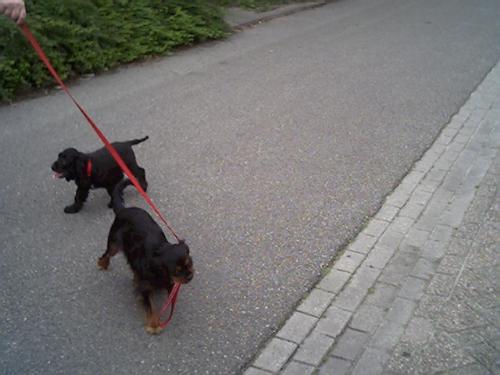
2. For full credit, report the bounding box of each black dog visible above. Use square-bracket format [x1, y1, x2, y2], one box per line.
[51, 136, 149, 213]
[97, 179, 194, 334]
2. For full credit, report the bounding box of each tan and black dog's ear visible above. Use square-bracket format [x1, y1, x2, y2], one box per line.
[180, 239, 190, 255]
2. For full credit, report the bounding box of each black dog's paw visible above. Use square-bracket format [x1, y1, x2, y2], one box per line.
[64, 204, 81, 214]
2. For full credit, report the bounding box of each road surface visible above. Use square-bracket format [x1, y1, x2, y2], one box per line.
[1, 0, 499, 373]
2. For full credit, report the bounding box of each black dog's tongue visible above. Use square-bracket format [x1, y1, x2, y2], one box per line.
[53, 172, 64, 179]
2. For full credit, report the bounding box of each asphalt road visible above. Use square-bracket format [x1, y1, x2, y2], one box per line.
[1, 0, 499, 373]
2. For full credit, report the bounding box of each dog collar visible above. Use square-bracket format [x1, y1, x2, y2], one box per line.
[86, 159, 92, 177]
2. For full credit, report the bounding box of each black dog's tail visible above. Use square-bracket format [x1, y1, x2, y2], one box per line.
[113, 179, 133, 214]
[128, 136, 149, 146]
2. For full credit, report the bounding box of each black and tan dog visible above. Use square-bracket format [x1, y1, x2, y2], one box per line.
[51, 136, 148, 213]
[97, 179, 194, 334]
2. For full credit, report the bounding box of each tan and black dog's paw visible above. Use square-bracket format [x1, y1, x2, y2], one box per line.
[97, 256, 109, 270]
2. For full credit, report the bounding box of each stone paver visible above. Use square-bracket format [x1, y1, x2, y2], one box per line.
[252, 338, 297, 373]
[296, 288, 335, 317]
[397, 276, 427, 301]
[348, 233, 377, 254]
[364, 282, 398, 307]
[244, 367, 273, 375]
[331, 329, 370, 360]
[244, 62, 500, 375]
[276, 311, 318, 344]
[293, 333, 334, 365]
[351, 348, 390, 375]
[281, 361, 314, 375]
[333, 251, 366, 273]
[316, 268, 350, 294]
[349, 304, 385, 333]
[315, 305, 352, 337]
[319, 357, 352, 375]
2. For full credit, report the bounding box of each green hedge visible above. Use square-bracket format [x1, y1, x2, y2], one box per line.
[0, 0, 228, 101]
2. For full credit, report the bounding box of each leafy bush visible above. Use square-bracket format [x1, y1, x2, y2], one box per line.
[0, 0, 228, 101]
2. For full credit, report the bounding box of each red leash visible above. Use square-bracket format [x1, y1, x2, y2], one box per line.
[159, 283, 181, 329]
[19, 22, 180, 327]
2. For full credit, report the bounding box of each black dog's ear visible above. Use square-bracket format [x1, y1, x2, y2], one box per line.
[73, 154, 86, 178]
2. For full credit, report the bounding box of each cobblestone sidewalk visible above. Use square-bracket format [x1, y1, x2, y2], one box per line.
[244, 62, 500, 375]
